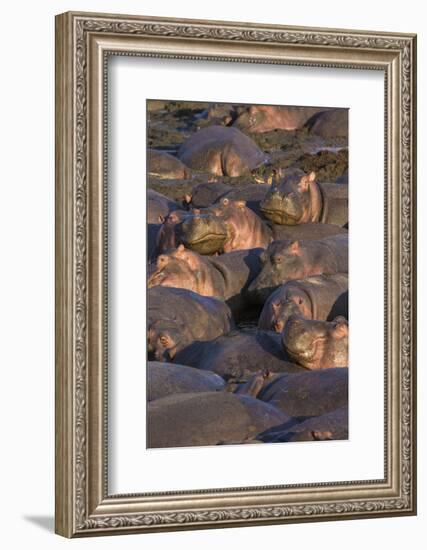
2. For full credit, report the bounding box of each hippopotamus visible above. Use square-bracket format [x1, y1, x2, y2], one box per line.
[147, 189, 181, 224]
[147, 286, 234, 362]
[157, 198, 271, 256]
[257, 368, 348, 417]
[184, 182, 233, 209]
[248, 234, 348, 304]
[147, 361, 225, 401]
[258, 406, 348, 443]
[258, 273, 348, 332]
[147, 149, 192, 180]
[174, 329, 304, 382]
[282, 315, 349, 370]
[187, 198, 271, 254]
[177, 125, 269, 177]
[304, 108, 348, 139]
[147, 391, 288, 448]
[148, 245, 263, 314]
[155, 209, 191, 254]
[186, 183, 272, 217]
[233, 105, 327, 133]
[260, 169, 348, 227]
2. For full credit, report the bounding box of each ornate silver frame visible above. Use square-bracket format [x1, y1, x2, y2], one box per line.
[55, 11, 417, 537]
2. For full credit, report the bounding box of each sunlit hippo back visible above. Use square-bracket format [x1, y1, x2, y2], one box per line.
[177, 125, 269, 178]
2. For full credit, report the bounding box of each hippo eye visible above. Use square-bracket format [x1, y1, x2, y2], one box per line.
[272, 256, 282, 265]
[298, 299, 303, 305]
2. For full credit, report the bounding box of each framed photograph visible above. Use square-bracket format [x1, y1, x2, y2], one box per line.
[55, 11, 417, 537]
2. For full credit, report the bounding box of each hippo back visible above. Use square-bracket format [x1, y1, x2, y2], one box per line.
[305, 109, 348, 139]
[321, 234, 348, 272]
[147, 362, 226, 401]
[258, 368, 348, 417]
[318, 182, 348, 226]
[178, 126, 267, 173]
[148, 286, 234, 342]
[147, 391, 289, 448]
[175, 329, 304, 382]
[258, 406, 348, 443]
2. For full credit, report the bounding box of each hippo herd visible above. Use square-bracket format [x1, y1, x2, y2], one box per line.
[146, 101, 349, 448]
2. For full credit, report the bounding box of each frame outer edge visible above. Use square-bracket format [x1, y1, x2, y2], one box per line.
[54, 10, 417, 537]
[55, 12, 76, 538]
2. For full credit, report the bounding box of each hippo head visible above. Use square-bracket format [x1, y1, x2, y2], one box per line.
[156, 210, 189, 254]
[233, 105, 269, 133]
[248, 240, 313, 304]
[260, 169, 320, 225]
[148, 245, 199, 292]
[147, 320, 184, 362]
[180, 208, 228, 254]
[282, 314, 348, 370]
[271, 287, 313, 332]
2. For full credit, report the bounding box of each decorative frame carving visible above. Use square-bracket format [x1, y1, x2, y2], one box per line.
[55, 11, 417, 537]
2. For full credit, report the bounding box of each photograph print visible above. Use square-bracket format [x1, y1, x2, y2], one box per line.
[146, 100, 349, 449]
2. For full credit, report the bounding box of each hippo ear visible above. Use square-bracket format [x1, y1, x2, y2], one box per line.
[248, 105, 257, 115]
[175, 244, 186, 256]
[288, 241, 300, 255]
[183, 193, 192, 204]
[332, 317, 349, 338]
[158, 215, 165, 224]
[308, 171, 316, 182]
[221, 197, 230, 206]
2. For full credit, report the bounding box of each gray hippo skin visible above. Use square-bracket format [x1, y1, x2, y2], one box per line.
[257, 368, 348, 417]
[258, 406, 348, 443]
[233, 105, 328, 133]
[148, 245, 263, 315]
[304, 108, 348, 139]
[260, 169, 348, 227]
[177, 125, 268, 177]
[174, 329, 304, 382]
[147, 362, 225, 401]
[147, 149, 192, 179]
[248, 234, 348, 304]
[147, 287, 234, 362]
[283, 314, 349, 370]
[271, 222, 347, 242]
[258, 273, 348, 332]
[147, 189, 181, 224]
[147, 391, 289, 448]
